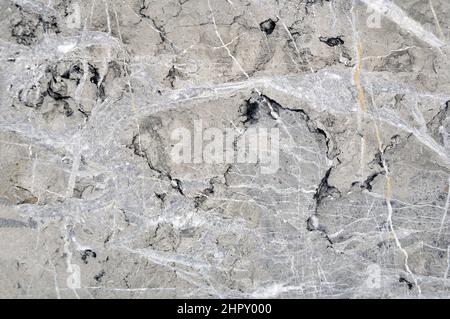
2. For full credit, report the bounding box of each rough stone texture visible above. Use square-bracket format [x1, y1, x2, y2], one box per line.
[0, 0, 449, 299]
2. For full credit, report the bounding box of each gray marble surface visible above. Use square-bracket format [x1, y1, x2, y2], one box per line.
[0, 0, 449, 298]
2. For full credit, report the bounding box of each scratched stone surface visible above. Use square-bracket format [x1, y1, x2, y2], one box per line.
[0, 0, 449, 299]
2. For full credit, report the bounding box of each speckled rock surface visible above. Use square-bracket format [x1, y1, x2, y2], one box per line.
[0, 0, 449, 298]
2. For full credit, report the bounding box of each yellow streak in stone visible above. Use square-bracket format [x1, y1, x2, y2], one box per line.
[355, 41, 421, 295]
[386, 176, 393, 200]
[354, 43, 367, 113]
[373, 123, 384, 153]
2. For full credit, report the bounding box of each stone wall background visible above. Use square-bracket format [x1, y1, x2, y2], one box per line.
[0, 0, 449, 298]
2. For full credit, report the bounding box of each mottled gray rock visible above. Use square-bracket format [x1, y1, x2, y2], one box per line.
[0, 0, 449, 298]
